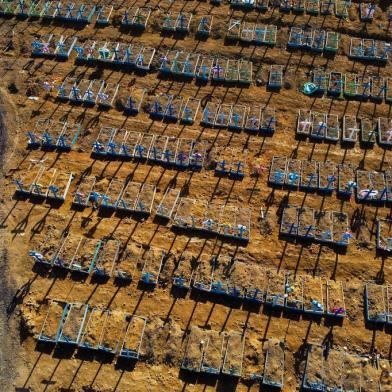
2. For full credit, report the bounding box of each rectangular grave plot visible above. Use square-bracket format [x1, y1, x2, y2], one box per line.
[73, 175, 96, 206]
[302, 344, 325, 390]
[245, 105, 262, 131]
[97, 81, 119, 107]
[173, 251, 197, 288]
[318, 161, 336, 192]
[196, 56, 214, 81]
[320, 0, 335, 14]
[360, 117, 376, 144]
[150, 94, 170, 119]
[221, 205, 250, 241]
[38, 300, 69, 343]
[357, 74, 371, 98]
[83, 80, 100, 105]
[215, 104, 232, 128]
[96, 42, 113, 63]
[370, 76, 385, 101]
[32, 34, 55, 56]
[311, 29, 325, 52]
[135, 184, 156, 214]
[312, 69, 328, 92]
[38, 119, 64, 147]
[156, 188, 180, 219]
[132, 7, 151, 29]
[261, 107, 276, 133]
[213, 146, 232, 176]
[341, 354, 362, 390]
[121, 130, 141, 158]
[113, 242, 142, 282]
[285, 274, 304, 311]
[47, 170, 73, 200]
[80, 307, 108, 350]
[99, 309, 127, 354]
[369, 171, 387, 201]
[288, 27, 303, 48]
[191, 254, 215, 291]
[222, 333, 245, 377]
[123, 87, 146, 114]
[93, 126, 116, 155]
[323, 349, 345, 391]
[182, 327, 206, 372]
[328, 71, 343, 95]
[302, 28, 313, 48]
[175, 12, 192, 32]
[58, 121, 80, 149]
[58, 303, 89, 345]
[201, 331, 224, 375]
[225, 59, 239, 83]
[377, 220, 392, 252]
[355, 170, 372, 202]
[314, 210, 333, 243]
[325, 31, 339, 53]
[298, 207, 315, 239]
[161, 12, 176, 31]
[229, 149, 247, 179]
[306, 0, 319, 14]
[285, 159, 301, 187]
[68, 79, 87, 102]
[52, 234, 80, 269]
[93, 239, 120, 277]
[303, 276, 324, 314]
[332, 211, 350, 246]
[173, 198, 196, 228]
[349, 37, 363, 59]
[148, 135, 168, 163]
[190, 140, 207, 169]
[181, 97, 200, 124]
[263, 339, 285, 388]
[297, 110, 312, 136]
[70, 238, 101, 274]
[210, 254, 232, 294]
[300, 160, 318, 189]
[201, 102, 220, 126]
[265, 270, 286, 308]
[361, 358, 383, 391]
[293, 0, 306, 12]
[238, 60, 252, 84]
[227, 19, 241, 40]
[76, 39, 96, 62]
[75, 4, 96, 23]
[238, 262, 268, 303]
[229, 104, 247, 130]
[101, 178, 124, 209]
[212, 58, 227, 81]
[39, 1, 55, 18]
[325, 114, 340, 141]
[120, 315, 147, 359]
[310, 112, 327, 139]
[29, 229, 63, 266]
[280, 205, 298, 236]
[337, 164, 355, 195]
[55, 35, 77, 59]
[134, 133, 155, 160]
[360, 3, 376, 21]
[134, 46, 155, 70]
[56, 77, 75, 100]
[365, 283, 387, 323]
[342, 115, 359, 143]
[106, 128, 126, 156]
[240, 22, 254, 42]
[164, 95, 183, 121]
[201, 202, 223, 234]
[325, 280, 346, 317]
[13, 164, 44, 194]
[378, 117, 392, 146]
[197, 15, 213, 36]
[31, 167, 56, 197]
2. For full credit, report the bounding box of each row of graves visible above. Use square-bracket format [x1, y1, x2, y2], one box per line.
[297, 111, 392, 147]
[173, 253, 346, 318]
[364, 283, 392, 326]
[36, 300, 147, 359]
[349, 38, 391, 63]
[200, 102, 276, 133]
[302, 343, 391, 391]
[226, 20, 277, 46]
[287, 27, 339, 54]
[310, 70, 392, 103]
[26, 118, 80, 150]
[93, 127, 208, 169]
[159, 50, 253, 85]
[280, 205, 351, 247]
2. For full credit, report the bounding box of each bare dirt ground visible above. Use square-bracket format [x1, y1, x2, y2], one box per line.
[0, 1, 392, 391]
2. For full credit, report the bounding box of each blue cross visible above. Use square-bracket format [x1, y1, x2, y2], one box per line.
[14, 179, 24, 191]
[48, 185, 59, 198]
[27, 132, 37, 145]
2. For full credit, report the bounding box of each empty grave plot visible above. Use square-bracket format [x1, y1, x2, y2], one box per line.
[378, 117, 392, 147]
[365, 283, 387, 324]
[119, 315, 147, 360]
[302, 344, 325, 391]
[265, 269, 286, 308]
[303, 276, 324, 315]
[376, 220, 392, 252]
[79, 307, 108, 350]
[324, 280, 346, 317]
[172, 251, 197, 289]
[337, 164, 356, 196]
[38, 300, 69, 343]
[356, 170, 387, 203]
[181, 327, 207, 373]
[221, 332, 245, 378]
[263, 338, 285, 389]
[318, 161, 336, 193]
[92, 239, 120, 278]
[112, 242, 142, 282]
[140, 247, 165, 285]
[192, 254, 215, 292]
[323, 349, 345, 391]
[98, 309, 128, 354]
[200, 330, 224, 375]
[156, 187, 180, 219]
[285, 273, 304, 312]
[342, 353, 365, 390]
[58, 303, 89, 345]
